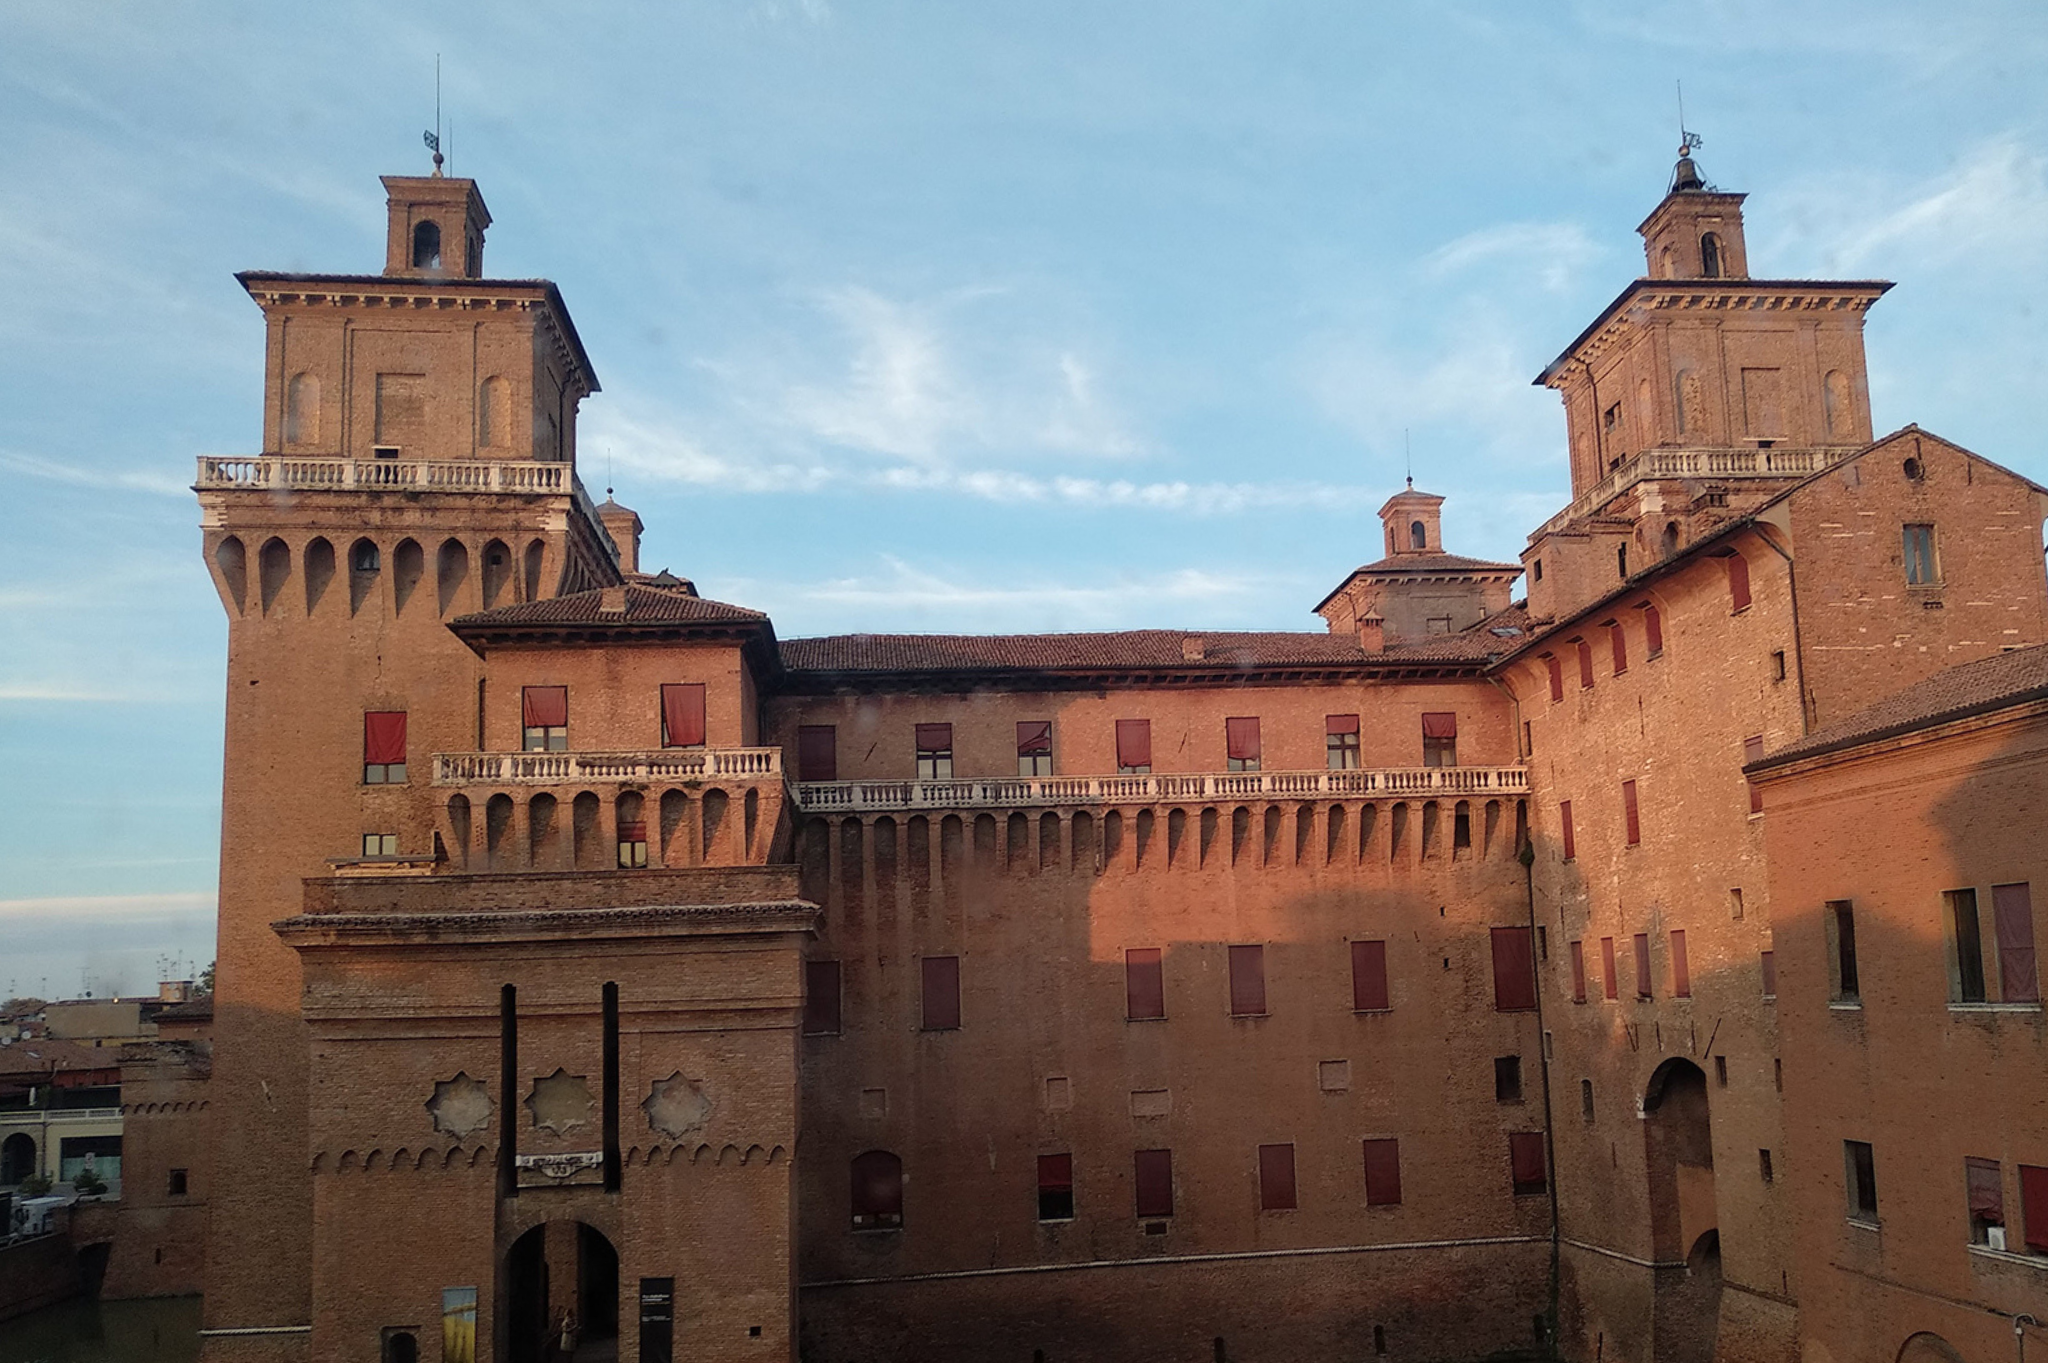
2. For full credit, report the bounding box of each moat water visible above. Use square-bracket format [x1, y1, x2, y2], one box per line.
[0, 1296, 201, 1363]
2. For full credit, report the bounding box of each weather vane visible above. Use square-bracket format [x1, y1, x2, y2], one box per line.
[423, 56, 444, 176]
[1677, 80, 1703, 157]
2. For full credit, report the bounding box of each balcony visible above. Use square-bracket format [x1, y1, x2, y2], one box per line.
[433, 747, 784, 786]
[1533, 444, 1859, 540]
[793, 765, 1528, 814]
[194, 454, 586, 495]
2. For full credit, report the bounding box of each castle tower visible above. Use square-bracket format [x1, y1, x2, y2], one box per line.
[1314, 483, 1522, 647]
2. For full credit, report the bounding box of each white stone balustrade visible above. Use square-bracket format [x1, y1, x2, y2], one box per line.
[196, 455, 579, 495]
[1533, 445, 1858, 540]
[433, 747, 784, 786]
[793, 766, 1528, 813]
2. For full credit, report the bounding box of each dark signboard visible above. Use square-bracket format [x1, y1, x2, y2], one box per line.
[638, 1277, 674, 1363]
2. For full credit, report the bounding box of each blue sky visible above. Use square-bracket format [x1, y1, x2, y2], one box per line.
[4, 0, 2047, 997]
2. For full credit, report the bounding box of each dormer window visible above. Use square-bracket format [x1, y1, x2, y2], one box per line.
[1700, 232, 1722, 279]
[411, 220, 442, 270]
[1410, 520, 1427, 550]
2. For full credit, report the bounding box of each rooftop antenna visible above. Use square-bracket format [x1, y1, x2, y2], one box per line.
[423, 56, 444, 176]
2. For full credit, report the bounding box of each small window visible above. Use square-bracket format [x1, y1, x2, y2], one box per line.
[1993, 883, 2040, 1003]
[1410, 520, 1427, 550]
[1714, 1054, 1727, 1086]
[797, 725, 837, 783]
[1642, 603, 1664, 656]
[1494, 1056, 1523, 1103]
[1421, 713, 1457, 768]
[1351, 940, 1390, 1012]
[1544, 654, 1564, 703]
[521, 686, 569, 752]
[1509, 1132, 1548, 1195]
[1700, 231, 1722, 279]
[915, 724, 954, 780]
[1903, 524, 1939, 586]
[617, 819, 648, 868]
[1490, 927, 1537, 1012]
[1608, 621, 1627, 675]
[1569, 941, 1587, 1003]
[1115, 719, 1153, 775]
[1948, 889, 1988, 1003]
[1828, 901, 1860, 1002]
[362, 833, 398, 857]
[1731, 888, 1746, 921]
[1743, 736, 1766, 814]
[1759, 1150, 1775, 1185]
[1580, 1079, 1595, 1122]
[411, 219, 442, 270]
[1723, 550, 1752, 612]
[2021, 1165, 2048, 1253]
[1760, 949, 1778, 998]
[1771, 649, 1787, 681]
[1134, 1149, 1174, 1219]
[1559, 801, 1575, 861]
[382, 1331, 420, 1363]
[1633, 934, 1653, 1000]
[352, 541, 381, 573]
[1533, 559, 1544, 582]
[1600, 937, 1618, 1000]
[1622, 780, 1641, 846]
[168, 1168, 189, 1196]
[1575, 639, 1594, 689]
[1967, 1157, 2004, 1246]
[1225, 717, 1262, 773]
[1228, 945, 1267, 1017]
[660, 683, 707, 748]
[363, 711, 408, 784]
[1363, 1138, 1402, 1206]
[1037, 1153, 1075, 1222]
[1325, 715, 1361, 770]
[1671, 930, 1691, 998]
[1017, 721, 1054, 777]
[1425, 615, 1453, 635]
[921, 956, 961, 1030]
[803, 961, 842, 1036]
[851, 1150, 904, 1230]
[1617, 543, 1628, 579]
[1259, 1143, 1298, 1211]
[1844, 1139, 1878, 1223]
[1126, 948, 1166, 1021]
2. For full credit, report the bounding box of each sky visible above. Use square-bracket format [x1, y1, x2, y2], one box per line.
[3, 0, 2047, 998]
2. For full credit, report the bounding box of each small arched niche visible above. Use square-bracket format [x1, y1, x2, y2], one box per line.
[349, 538, 381, 615]
[214, 535, 248, 614]
[481, 539, 513, 610]
[303, 536, 335, 615]
[1410, 519, 1427, 550]
[392, 539, 424, 615]
[523, 538, 546, 603]
[285, 372, 320, 449]
[258, 537, 291, 616]
[436, 539, 469, 616]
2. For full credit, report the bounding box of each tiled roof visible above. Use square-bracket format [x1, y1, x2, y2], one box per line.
[453, 583, 767, 630]
[0, 1038, 112, 1079]
[1754, 642, 2048, 769]
[1340, 552, 1524, 576]
[153, 998, 214, 1024]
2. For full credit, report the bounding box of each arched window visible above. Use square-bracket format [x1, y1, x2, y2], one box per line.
[851, 1150, 904, 1229]
[1, 1132, 36, 1185]
[1700, 232, 1722, 279]
[285, 373, 320, 447]
[1409, 520, 1427, 550]
[352, 539, 381, 573]
[411, 221, 442, 270]
[382, 1331, 419, 1363]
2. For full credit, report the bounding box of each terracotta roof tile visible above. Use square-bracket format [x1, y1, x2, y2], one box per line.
[454, 583, 766, 629]
[1755, 643, 2048, 768]
[1342, 551, 1525, 575]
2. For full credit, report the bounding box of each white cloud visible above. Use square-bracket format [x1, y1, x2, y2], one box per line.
[1422, 221, 1603, 293]
[1775, 135, 2048, 276]
[0, 450, 190, 498]
[0, 893, 214, 922]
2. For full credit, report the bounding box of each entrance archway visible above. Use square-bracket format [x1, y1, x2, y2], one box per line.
[505, 1221, 619, 1363]
[1, 1133, 35, 1185]
[1897, 1333, 1969, 1363]
[1644, 1058, 1717, 1363]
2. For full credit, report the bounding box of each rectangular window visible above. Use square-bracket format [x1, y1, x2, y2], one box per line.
[1326, 715, 1361, 770]
[1037, 1154, 1075, 1222]
[362, 832, 398, 857]
[1759, 1150, 1774, 1184]
[1134, 1149, 1174, 1218]
[617, 820, 648, 868]
[1949, 889, 1988, 1003]
[1845, 1139, 1878, 1222]
[167, 1168, 188, 1196]
[920, 955, 961, 1030]
[1642, 603, 1663, 656]
[1351, 940, 1390, 1012]
[1622, 779, 1641, 846]
[1576, 639, 1595, 689]
[1725, 551, 1752, 612]
[1609, 621, 1628, 675]
[1829, 901, 1860, 1002]
[1581, 1079, 1595, 1121]
[915, 724, 954, 780]
[2022, 1165, 2048, 1253]
[1569, 940, 1587, 1003]
[1126, 948, 1166, 1021]
[1421, 713, 1458, 767]
[1259, 1143, 1298, 1211]
[1744, 736, 1765, 814]
[1670, 930, 1691, 998]
[803, 960, 842, 1036]
[1633, 933, 1652, 1000]
[1225, 717, 1262, 772]
[1509, 1132, 1548, 1195]
[1017, 721, 1054, 777]
[796, 725, 837, 782]
[1228, 944, 1267, 1017]
[1903, 523, 1938, 585]
[1491, 926, 1537, 1012]
[363, 711, 408, 783]
[1544, 654, 1564, 703]
[660, 683, 706, 748]
[1760, 950, 1778, 998]
[1363, 1138, 1402, 1206]
[1560, 801, 1575, 861]
[1494, 1055, 1523, 1103]
[1967, 1157, 2005, 1245]
[1115, 719, 1152, 774]
[1772, 649, 1787, 681]
[521, 686, 568, 751]
[1993, 883, 2040, 1003]
[1600, 937, 1618, 1000]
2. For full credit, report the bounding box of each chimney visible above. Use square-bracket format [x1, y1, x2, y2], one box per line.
[1181, 635, 1207, 662]
[596, 498, 644, 575]
[1357, 610, 1385, 654]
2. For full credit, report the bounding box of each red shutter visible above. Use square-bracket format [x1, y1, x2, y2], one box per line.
[521, 686, 567, 728]
[1744, 736, 1766, 813]
[1509, 1132, 1547, 1193]
[2021, 1165, 2048, 1252]
[1570, 941, 1587, 1003]
[1643, 604, 1664, 655]
[1038, 1153, 1073, 1194]
[1491, 927, 1537, 1012]
[920, 956, 960, 1030]
[363, 711, 407, 764]
[914, 723, 952, 754]
[1994, 883, 2040, 1003]
[1421, 712, 1458, 739]
[1116, 719, 1152, 770]
[1017, 721, 1053, 757]
[1967, 1157, 2005, 1222]
[1623, 779, 1641, 845]
[797, 725, 838, 782]
[1225, 717, 1261, 763]
[1228, 945, 1267, 1016]
[1560, 801, 1575, 860]
[803, 960, 842, 1035]
[1258, 1143, 1297, 1211]
[1671, 930, 1691, 997]
[1726, 551, 1752, 611]
[1125, 949, 1165, 1020]
[1363, 1138, 1402, 1205]
[1610, 622, 1628, 675]
[1601, 937, 1618, 999]
[618, 821, 648, 843]
[1545, 655, 1564, 703]
[661, 683, 706, 747]
[1326, 714, 1359, 735]
[1634, 933, 1652, 999]
[1135, 1149, 1174, 1218]
[1577, 641, 1594, 688]
[1760, 949, 1777, 997]
[1351, 940, 1390, 1012]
